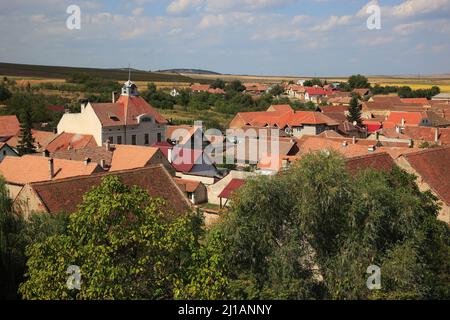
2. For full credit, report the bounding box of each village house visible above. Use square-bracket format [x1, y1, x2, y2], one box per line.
[396, 147, 450, 224]
[57, 80, 168, 147]
[286, 85, 306, 100]
[304, 87, 330, 103]
[432, 93, 450, 102]
[0, 155, 103, 200]
[0, 142, 17, 162]
[175, 178, 208, 205]
[14, 165, 192, 218]
[229, 105, 339, 137]
[244, 83, 269, 95]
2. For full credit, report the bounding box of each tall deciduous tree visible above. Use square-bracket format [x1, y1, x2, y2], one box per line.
[348, 74, 370, 89]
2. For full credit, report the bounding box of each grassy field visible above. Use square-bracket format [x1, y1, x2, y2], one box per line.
[158, 107, 233, 130]
[0, 62, 204, 84]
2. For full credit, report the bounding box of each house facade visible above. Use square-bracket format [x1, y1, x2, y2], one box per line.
[57, 80, 168, 147]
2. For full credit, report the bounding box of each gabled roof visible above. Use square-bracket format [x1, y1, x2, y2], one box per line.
[218, 179, 246, 199]
[6, 129, 57, 151]
[345, 152, 395, 175]
[28, 165, 192, 215]
[0, 155, 101, 185]
[403, 147, 450, 206]
[175, 178, 203, 193]
[45, 132, 97, 153]
[0, 115, 20, 138]
[385, 111, 426, 127]
[305, 87, 329, 96]
[51, 146, 114, 168]
[90, 95, 168, 127]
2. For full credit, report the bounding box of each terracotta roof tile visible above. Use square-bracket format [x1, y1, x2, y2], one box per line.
[0, 115, 20, 139]
[45, 132, 97, 153]
[345, 152, 394, 175]
[109, 145, 160, 172]
[403, 147, 450, 206]
[0, 155, 101, 185]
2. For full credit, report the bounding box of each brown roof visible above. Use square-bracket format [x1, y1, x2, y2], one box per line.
[218, 179, 246, 199]
[51, 146, 114, 168]
[345, 152, 395, 175]
[0, 155, 101, 185]
[28, 165, 192, 215]
[0, 115, 20, 138]
[45, 132, 97, 153]
[403, 147, 450, 206]
[175, 178, 202, 193]
[90, 95, 167, 127]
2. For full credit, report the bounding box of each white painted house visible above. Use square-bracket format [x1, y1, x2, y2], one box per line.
[57, 80, 168, 146]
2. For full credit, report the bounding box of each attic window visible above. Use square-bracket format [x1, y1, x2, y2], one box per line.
[108, 114, 120, 121]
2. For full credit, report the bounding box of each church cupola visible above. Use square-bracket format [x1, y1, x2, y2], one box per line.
[121, 80, 139, 96]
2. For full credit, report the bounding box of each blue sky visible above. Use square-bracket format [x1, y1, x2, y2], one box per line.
[1, 0, 450, 76]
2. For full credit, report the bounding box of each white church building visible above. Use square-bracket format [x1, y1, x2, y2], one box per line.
[57, 80, 168, 146]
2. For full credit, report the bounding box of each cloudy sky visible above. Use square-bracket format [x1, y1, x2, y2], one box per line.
[1, 0, 450, 76]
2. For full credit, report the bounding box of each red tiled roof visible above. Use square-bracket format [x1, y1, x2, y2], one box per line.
[218, 179, 246, 199]
[109, 145, 159, 172]
[305, 87, 329, 96]
[321, 105, 349, 113]
[45, 132, 97, 153]
[28, 165, 192, 215]
[90, 95, 167, 127]
[403, 147, 450, 206]
[0, 115, 20, 138]
[6, 129, 57, 151]
[345, 152, 394, 175]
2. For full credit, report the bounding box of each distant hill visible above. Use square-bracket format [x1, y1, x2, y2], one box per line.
[0, 62, 201, 83]
[157, 68, 221, 75]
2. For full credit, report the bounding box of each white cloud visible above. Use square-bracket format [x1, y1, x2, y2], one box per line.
[167, 0, 204, 15]
[311, 15, 352, 31]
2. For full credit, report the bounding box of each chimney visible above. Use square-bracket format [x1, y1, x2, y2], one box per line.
[401, 118, 405, 127]
[42, 149, 50, 157]
[84, 158, 91, 166]
[48, 158, 54, 180]
[409, 139, 414, 148]
[368, 145, 376, 153]
[167, 147, 173, 164]
[112, 91, 117, 103]
[342, 141, 348, 147]
[352, 136, 356, 144]
[105, 140, 111, 151]
[100, 159, 106, 169]
[395, 126, 401, 134]
[435, 128, 439, 143]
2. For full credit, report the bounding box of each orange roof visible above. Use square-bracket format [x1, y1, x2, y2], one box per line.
[0, 155, 101, 185]
[45, 132, 97, 153]
[109, 145, 159, 172]
[166, 125, 202, 145]
[345, 152, 395, 175]
[0, 115, 20, 138]
[6, 129, 57, 151]
[386, 111, 426, 126]
[267, 104, 294, 113]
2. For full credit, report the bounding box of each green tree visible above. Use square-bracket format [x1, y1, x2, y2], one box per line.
[269, 84, 285, 97]
[304, 78, 323, 87]
[19, 176, 216, 300]
[206, 152, 450, 300]
[225, 80, 245, 93]
[16, 106, 36, 155]
[0, 84, 12, 101]
[348, 74, 370, 89]
[210, 78, 226, 90]
[347, 96, 362, 125]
